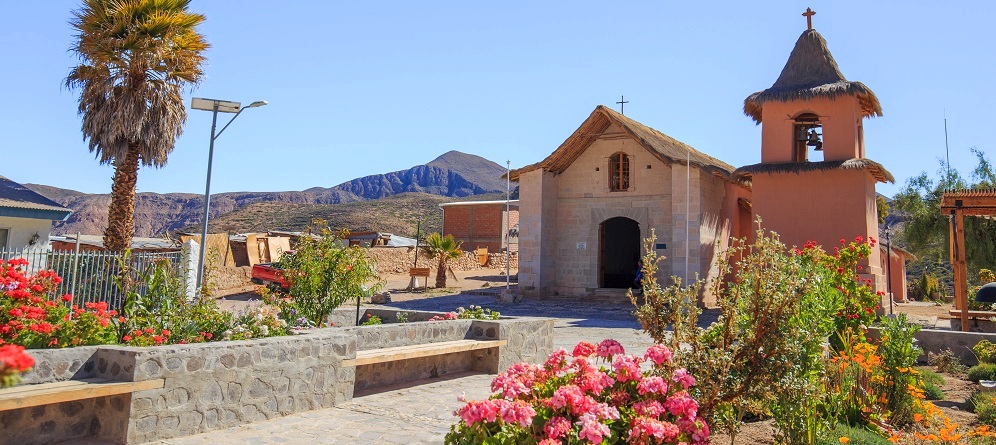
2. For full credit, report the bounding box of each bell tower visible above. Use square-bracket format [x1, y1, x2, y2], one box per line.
[734, 8, 894, 294]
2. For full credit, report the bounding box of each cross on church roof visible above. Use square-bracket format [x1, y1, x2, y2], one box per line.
[802, 7, 816, 30]
[616, 95, 629, 115]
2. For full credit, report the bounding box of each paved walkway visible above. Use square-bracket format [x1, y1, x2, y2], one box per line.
[143, 294, 666, 445]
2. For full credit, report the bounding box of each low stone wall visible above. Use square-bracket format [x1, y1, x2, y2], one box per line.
[867, 326, 996, 366]
[364, 247, 517, 275]
[1, 311, 554, 445]
[207, 265, 252, 293]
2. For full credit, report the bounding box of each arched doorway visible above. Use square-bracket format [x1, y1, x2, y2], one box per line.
[599, 217, 641, 288]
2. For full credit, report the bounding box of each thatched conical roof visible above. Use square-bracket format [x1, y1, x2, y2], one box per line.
[508, 105, 737, 182]
[743, 29, 882, 124]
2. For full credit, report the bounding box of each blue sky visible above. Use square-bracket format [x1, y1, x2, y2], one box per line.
[2, 1, 992, 197]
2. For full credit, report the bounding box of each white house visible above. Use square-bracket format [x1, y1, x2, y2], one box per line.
[0, 176, 72, 252]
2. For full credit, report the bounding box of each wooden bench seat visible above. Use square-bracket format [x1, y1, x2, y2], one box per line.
[0, 378, 165, 411]
[342, 339, 506, 367]
[949, 310, 996, 319]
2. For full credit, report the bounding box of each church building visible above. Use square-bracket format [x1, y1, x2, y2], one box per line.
[510, 10, 895, 303]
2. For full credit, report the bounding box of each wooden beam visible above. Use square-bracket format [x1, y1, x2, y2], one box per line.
[953, 209, 970, 331]
[0, 378, 165, 411]
[342, 339, 506, 367]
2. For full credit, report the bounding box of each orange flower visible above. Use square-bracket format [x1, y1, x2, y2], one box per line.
[839, 437, 850, 444]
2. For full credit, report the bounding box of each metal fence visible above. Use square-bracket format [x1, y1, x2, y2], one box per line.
[0, 247, 186, 309]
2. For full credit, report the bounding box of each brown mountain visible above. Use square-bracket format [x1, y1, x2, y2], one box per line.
[25, 151, 509, 237]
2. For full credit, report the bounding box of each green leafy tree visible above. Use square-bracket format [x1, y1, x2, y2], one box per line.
[66, 0, 208, 252]
[876, 195, 889, 225]
[422, 233, 463, 288]
[280, 221, 381, 326]
[893, 148, 996, 281]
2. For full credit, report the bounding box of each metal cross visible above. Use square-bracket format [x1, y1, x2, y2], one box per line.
[802, 7, 816, 30]
[616, 95, 629, 115]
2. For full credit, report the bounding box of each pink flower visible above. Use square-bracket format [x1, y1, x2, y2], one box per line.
[538, 440, 559, 445]
[498, 400, 536, 428]
[633, 400, 666, 418]
[672, 368, 696, 389]
[491, 362, 542, 398]
[595, 339, 624, 358]
[644, 344, 673, 366]
[544, 416, 572, 440]
[457, 400, 499, 425]
[577, 413, 611, 443]
[636, 376, 669, 395]
[575, 368, 614, 394]
[572, 341, 596, 358]
[663, 391, 699, 419]
[544, 348, 569, 373]
[611, 354, 643, 383]
[630, 417, 680, 442]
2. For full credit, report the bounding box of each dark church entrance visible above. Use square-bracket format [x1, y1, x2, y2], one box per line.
[599, 217, 641, 288]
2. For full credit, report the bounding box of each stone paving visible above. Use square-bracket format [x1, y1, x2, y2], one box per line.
[142, 294, 670, 445]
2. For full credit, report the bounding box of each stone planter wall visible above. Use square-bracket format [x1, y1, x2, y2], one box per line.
[0, 311, 554, 445]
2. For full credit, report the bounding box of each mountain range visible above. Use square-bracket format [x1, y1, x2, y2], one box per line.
[25, 151, 511, 238]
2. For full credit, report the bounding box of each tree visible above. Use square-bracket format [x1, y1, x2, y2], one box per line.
[279, 221, 381, 326]
[893, 148, 996, 281]
[422, 233, 463, 288]
[876, 195, 889, 225]
[66, 0, 208, 252]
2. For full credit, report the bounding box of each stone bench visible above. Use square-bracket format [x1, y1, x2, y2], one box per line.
[342, 339, 506, 367]
[0, 378, 164, 411]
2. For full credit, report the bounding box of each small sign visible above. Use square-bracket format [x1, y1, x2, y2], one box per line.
[577, 242, 586, 250]
[655, 243, 667, 250]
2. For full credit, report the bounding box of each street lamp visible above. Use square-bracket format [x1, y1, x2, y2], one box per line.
[191, 97, 268, 289]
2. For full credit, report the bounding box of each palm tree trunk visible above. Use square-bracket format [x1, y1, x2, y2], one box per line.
[104, 145, 140, 252]
[435, 258, 447, 288]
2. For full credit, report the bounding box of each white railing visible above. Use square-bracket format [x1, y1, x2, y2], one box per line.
[0, 247, 186, 310]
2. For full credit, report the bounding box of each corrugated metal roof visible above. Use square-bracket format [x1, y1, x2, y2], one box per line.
[439, 200, 519, 207]
[0, 176, 72, 219]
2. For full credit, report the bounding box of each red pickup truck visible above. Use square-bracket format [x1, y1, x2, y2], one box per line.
[251, 262, 291, 289]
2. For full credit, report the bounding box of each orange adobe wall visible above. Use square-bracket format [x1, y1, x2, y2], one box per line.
[760, 97, 864, 163]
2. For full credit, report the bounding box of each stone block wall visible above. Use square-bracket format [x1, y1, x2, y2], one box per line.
[363, 247, 515, 277]
[1, 311, 554, 444]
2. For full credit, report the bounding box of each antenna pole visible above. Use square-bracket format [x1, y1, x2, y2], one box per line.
[944, 113, 951, 188]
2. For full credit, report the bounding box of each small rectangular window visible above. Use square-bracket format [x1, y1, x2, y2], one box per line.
[0, 228, 8, 250]
[609, 153, 630, 191]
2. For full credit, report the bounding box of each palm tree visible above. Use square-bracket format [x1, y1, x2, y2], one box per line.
[422, 233, 463, 288]
[66, 0, 208, 252]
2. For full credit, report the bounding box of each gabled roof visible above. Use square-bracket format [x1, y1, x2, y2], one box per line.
[743, 29, 882, 124]
[509, 105, 736, 181]
[0, 176, 72, 221]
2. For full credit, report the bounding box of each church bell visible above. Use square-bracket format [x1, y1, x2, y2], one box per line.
[806, 129, 823, 151]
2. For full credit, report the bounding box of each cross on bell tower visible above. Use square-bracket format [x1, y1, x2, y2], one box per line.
[802, 7, 816, 30]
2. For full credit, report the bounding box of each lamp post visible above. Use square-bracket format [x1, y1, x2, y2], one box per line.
[506, 160, 511, 290]
[191, 98, 267, 290]
[885, 228, 894, 315]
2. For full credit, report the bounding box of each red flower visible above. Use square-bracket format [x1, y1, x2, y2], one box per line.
[61, 294, 72, 302]
[123, 335, 132, 342]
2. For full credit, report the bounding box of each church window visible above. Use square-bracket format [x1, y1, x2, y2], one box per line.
[609, 152, 630, 191]
[793, 113, 823, 162]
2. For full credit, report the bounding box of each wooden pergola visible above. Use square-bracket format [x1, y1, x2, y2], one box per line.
[941, 189, 996, 331]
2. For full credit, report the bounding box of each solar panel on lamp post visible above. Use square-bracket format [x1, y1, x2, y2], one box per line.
[190, 98, 268, 291]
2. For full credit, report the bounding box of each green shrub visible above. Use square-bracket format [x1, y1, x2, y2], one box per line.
[976, 340, 996, 364]
[877, 314, 924, 425]
[360, 314, 382, 326]
[968, 363, 996, 382]
[923, 381, 944, 401]
[819, 423, 891, 445]
[917, 367, 945, 386]
[280, 220, 382, 326]
[971, 391, 996, 427]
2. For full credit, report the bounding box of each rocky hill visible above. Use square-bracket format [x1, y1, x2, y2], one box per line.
[25, 151, 509, 237]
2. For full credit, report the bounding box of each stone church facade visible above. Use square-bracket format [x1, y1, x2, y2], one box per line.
[510, 107, 750, 304]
